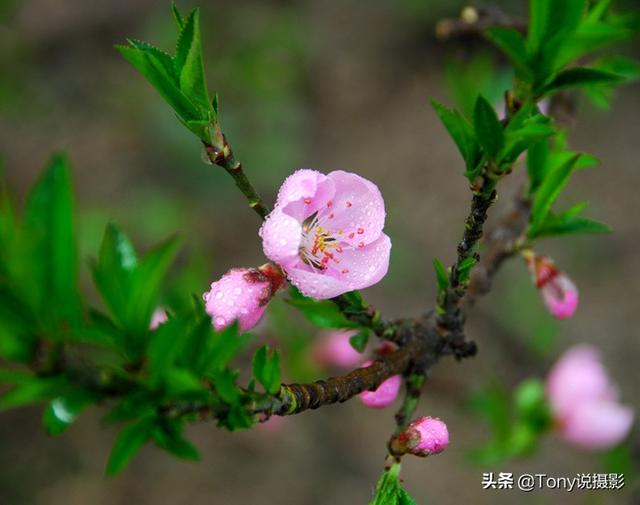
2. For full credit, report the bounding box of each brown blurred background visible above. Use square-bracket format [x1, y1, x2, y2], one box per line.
[0, 0, 638, 503]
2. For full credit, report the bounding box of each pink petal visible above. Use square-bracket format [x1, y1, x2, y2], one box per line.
[332, 233, 391, 291]
[260, 209, 303, 268]
[275, 169, 335, 221]
[149, 308, 168, 330]
[325, 170, 385, 247]
[312, 330, 363, 369]
[286, 265, 350, 299]
[560, 400, 634, 450]
[359, 361, 401, 409]
[546, 345, 617, 419]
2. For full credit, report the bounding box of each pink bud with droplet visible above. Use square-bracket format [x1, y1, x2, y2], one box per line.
[359, 360, 401, 409]
[390, 416, 450, 457]
[203, 263, 285, 332]
[312, 330, 363, 369]
[524, 252, 579, 320]
[150, 308, 168, 330]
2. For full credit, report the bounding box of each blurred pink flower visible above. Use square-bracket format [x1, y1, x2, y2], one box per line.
[525, 252, 579, 319]
[203, 263, 285, 332]
[546, 345, 634, 450]
[312, 329, 363, 369]
[260, 169, 391, 299]
[150, 308, 168, 330]
[359, 360, 401, 409]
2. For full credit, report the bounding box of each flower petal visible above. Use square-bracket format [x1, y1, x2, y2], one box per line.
[330, 233, 391, 290]
[275, 169, 335, 221]
[561, 400, 634, 450]
[260, 209, 303, 267]
[325, 170, 385, 246]
[286, 264, 350, 299]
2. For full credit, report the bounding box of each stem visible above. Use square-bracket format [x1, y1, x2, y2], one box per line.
[203, 140, 271, 220]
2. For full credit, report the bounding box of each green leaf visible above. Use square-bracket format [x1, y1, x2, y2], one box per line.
[457, 257, 478, 284]
[126, 234, 180, 335]
[370, 463, 417, 505]
[530, 153, 581, 234]
[106, 416, 155, 476]
[539, 67, 623, 96]
[42, 390, 95, 436]
[152, 421, 200, 461]
[485, 27, 531, 80]
[432, 257, 449, 294]
[349, 329, 370, 353]
[252, 345, 281, 395]
[0, 376, 69, 411]
[175, 8, 213, 118]
[23, 154, 80, 325]
[171, 1, 185, 30]
[529, 202, 610, 239]
[528, 0, 586, 53]
[473, 95, 504, 159]
[287, 287, 358, 329]
[431, 100, 480, 171]
[116, 44, 200, 124]
[527, 140, 549, 193]
[91, 224, 137, 327]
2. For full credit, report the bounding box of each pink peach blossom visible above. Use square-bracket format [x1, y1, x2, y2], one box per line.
[260, 169, 391, 299]
[203, 264, 285, 332]
[546, 345, 634, 450]
[525, 253, 579, 319]
[359, 360, 401, 409]
[312, 330, 363, 369]
[150, 308, 168, 330]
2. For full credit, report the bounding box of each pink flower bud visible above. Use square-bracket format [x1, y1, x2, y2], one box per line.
[391, 416, 450, 457]
[203, 263, 285, 332]
[149, 308, 168, 330]
[525, 252, 578, 319]
[359, 360, 401, 409]
[260, 169, 391, 299]
[312, 330, 363, 369]
[546, 345, 634, 450]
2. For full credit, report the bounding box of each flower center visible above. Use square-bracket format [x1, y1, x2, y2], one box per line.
[298, 211, 345, 272]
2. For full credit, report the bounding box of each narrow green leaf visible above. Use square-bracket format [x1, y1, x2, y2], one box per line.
[175, 8, 213, 118]
[106, 417, 155, 476]
[370, 463, 417, 505]
[485, 27, 531, 80]
[530, 153, 581, 233]
[23, 154, 80, 324]
[126, 234, 180, 335]
[252, 345, 281, 395]
[527, 140, 549, 193]
[42, 390, 95, 436]
[91, 224, 137, 326]
[539, 67, 623, 96]
[432, 257, 449, 294]
[116, 45, 200, 124]
[457, 257, 478, 284]
[473, 95, 504, 159]
[153, 422, 199, 461]
[171, 1, 185, 30]
[431, 100, 480, 171]
[0, 376, 69, 411]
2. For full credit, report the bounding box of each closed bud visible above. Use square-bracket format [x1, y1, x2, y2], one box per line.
[390, 416, 449, 457]
[203, 263, 285, 332]
[523, 251, 578, 320]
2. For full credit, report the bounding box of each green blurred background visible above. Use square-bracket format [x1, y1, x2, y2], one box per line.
[0, 0, 638, 503]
